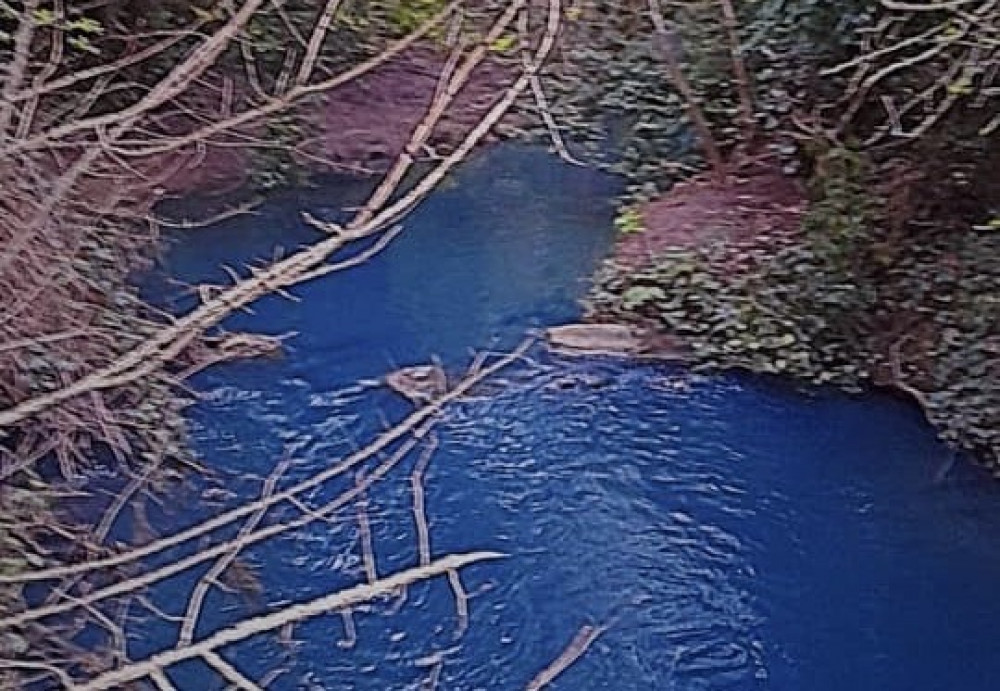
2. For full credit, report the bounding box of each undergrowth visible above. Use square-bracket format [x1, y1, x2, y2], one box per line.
[590, 148, 1000, 467]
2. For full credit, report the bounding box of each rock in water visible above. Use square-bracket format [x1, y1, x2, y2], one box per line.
[545, 323, 642, 356]
[545, 323, 688, 360]
[385, 364, 447, 403]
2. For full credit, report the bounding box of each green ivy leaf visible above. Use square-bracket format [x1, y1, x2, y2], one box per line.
[490, 34, 517, 54]
[622, 285, 667, 309]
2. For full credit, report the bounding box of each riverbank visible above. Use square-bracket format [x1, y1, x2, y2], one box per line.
[0, 33, 521, 681]
[534, 0, 1000, 470]
[2, 1, 996, 685]
[62, 150, 1000, 689]
[587, 146, 999, 468]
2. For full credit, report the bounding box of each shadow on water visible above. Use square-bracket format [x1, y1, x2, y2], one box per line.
[123, 144, 1000, 690]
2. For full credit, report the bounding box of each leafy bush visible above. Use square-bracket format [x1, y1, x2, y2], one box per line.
[591, 148, 1000, 467]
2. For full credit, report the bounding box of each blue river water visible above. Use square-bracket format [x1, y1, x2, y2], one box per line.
[134, 144, 1000, 690]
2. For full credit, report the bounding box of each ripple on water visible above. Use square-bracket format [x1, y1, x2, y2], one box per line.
[126, 145, 1000, 690]
[391, 362, 770, 690]
[130, 349, 1000, 691]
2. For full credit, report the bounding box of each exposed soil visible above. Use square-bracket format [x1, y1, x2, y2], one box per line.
[0, 42, 515, 474]
[301, 45, 517, 175]
[615, 161, 807, 268]
[156, 46, 517, 198]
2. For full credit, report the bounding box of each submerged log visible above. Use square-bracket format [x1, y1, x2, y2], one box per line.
[385, 364, 447, 404]
[545, 323, 688, 360]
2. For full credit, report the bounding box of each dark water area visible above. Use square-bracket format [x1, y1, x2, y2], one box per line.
[131, 144, 1000, 690]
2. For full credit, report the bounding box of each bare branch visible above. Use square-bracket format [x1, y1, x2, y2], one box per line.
[4, 0, 269, 155]
[296, 0, 345, 85]
[525, 623, 608, 691]
[446, 569, 469, 638]
[354, 472, 379, 585]
[202, 651, 263, 691]
[410, 436, 438, 567]
[0, 0, 552, 469]
[150, 669, 179, 691]
[176, 457, 291, 648]
[75, 552, 505, 691]
[2, 342, 528, 588]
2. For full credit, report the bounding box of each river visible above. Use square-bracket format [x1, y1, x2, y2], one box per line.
[132, 144, 1000, 690]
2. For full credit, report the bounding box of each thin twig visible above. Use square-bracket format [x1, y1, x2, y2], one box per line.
[410, 435, 439, 567]
[202, 651, 263, 691]
[447, 569, 469, 638]
[525, 623, 608, 690]
[337, 609, 357, 649]
[354, 471, 378, 585]
[177, 457, 291, 648]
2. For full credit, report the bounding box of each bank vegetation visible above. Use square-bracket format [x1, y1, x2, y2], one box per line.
[572, 0, 998, 468]
[0, 1, 566, 687]
[0, 0, 997, 687]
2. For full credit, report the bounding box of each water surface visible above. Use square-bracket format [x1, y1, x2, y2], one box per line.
[136, 144, 1000, 690]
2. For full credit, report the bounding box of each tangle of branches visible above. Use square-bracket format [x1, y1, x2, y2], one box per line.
[0, 0, 573, 687]
[823, 0, 998, 144]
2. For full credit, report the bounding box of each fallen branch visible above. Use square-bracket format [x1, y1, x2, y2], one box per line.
[74, 552, 506, 691]
[525, 623, 607, 691]
[1, 341, 529, 588]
